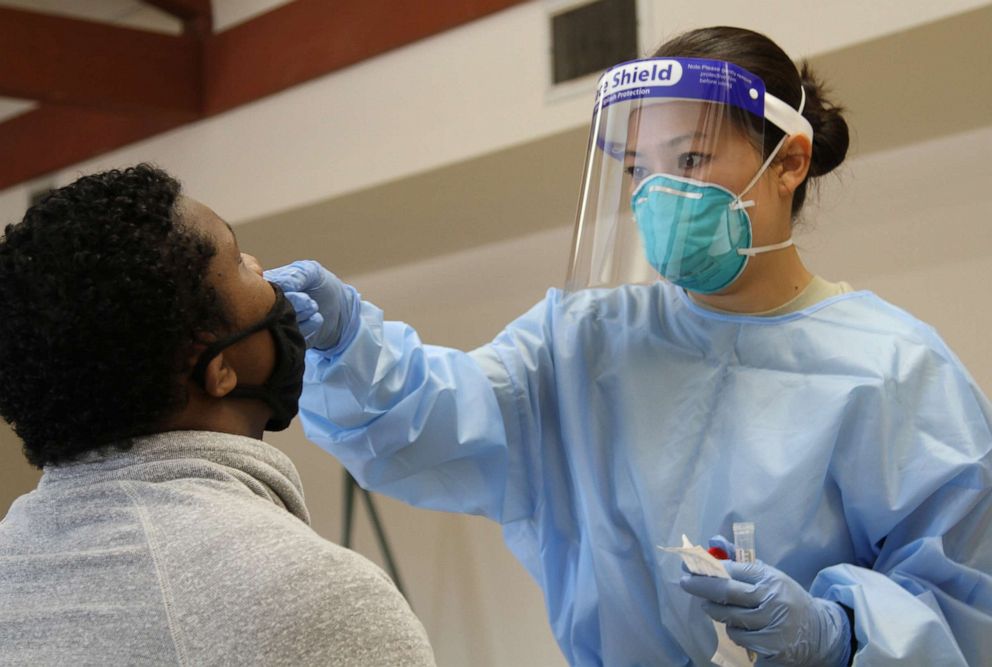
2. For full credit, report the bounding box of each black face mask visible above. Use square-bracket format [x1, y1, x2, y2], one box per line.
[192, 285, 306, 431]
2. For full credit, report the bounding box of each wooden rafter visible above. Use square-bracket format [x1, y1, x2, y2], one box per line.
[0, 0, 530, 191]
[0, 106, 186, 192]
[141, 0, 213, 37]
[0, 5, 200, 115]
[202, 0, 532, 115]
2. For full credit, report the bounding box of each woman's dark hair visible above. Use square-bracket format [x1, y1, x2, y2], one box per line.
[652, 26, 849, 217]
[0, 164, 227, 467]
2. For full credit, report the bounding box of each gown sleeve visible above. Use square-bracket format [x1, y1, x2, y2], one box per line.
[811, 328, 992, 666]
[297, 290, 562, 527]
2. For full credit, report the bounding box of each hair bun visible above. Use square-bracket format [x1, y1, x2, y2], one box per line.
[799, 62, 849, 177]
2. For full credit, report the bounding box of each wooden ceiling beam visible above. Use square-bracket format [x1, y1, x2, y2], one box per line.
[0, 6, 201, 115]
[142, 0, 212, 21]
[141, 0, 213, 37]
[202, 0, 529, 114]
[0, 0, 530, 192]
[0, 105, 187, 191]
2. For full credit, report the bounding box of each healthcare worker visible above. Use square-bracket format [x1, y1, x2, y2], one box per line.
[268, 27, 992, 666]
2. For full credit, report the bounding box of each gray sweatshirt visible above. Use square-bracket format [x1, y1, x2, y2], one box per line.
[0, 431, 436, 666]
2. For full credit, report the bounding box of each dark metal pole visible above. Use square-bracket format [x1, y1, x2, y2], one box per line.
[360, 486, 407, 598]
[339, 469, 408, 600]
[340, 467, 356, 548]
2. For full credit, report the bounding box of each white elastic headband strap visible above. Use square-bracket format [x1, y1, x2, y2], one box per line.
[764, 86, 813, 141]
[735, 85, 811, 203]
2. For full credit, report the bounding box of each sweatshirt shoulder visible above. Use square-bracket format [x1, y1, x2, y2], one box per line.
[148, 490, 434, 664]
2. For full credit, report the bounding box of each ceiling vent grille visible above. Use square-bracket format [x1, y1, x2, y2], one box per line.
[550, 0, 638, 85]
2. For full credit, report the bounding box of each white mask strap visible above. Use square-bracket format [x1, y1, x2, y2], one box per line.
[730, 132, 790, 210]
[737, 237, 794, 256]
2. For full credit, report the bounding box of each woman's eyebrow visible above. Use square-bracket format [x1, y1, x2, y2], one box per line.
[625, 132, 710, 158]
[665, 131, 707, 148]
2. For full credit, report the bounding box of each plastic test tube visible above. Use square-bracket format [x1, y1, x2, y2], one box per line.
[733, 522, 759, 663]
[733, 522, 756, 564]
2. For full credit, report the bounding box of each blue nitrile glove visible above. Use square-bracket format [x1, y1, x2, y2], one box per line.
[681, 543, 851, 666]
[264, 260, 355, 350]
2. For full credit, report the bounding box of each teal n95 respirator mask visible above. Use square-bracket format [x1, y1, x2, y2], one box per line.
[565, 57, 812, 294]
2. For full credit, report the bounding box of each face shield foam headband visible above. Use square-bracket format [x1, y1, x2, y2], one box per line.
[565, 58, 813, 293]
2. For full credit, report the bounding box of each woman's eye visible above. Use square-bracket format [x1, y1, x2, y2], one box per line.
[677, 152, 709, 170]
[625, 165, 651, 182]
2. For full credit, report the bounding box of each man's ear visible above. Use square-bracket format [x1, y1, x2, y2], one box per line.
[776, 134, 812, 196]
[186, 338, 238, 398]
[200, 352, 238, 398]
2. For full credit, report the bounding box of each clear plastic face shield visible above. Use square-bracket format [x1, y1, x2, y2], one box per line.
[565, 58, 813, 294]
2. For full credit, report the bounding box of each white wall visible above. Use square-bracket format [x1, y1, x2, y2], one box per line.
[645, 0, 991, 58]
[803, 126, 992, 392]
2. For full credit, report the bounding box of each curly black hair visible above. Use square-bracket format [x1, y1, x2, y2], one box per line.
[0, 164, 228, 468]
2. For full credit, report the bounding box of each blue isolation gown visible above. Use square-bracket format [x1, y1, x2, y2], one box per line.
[299, 282, 992, 666]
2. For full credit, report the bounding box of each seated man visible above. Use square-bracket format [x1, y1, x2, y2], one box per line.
[0, 165, 435, 665]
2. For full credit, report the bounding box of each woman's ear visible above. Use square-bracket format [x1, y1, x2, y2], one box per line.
[201, 352, 238, 398]
[776, 134, 812, 196]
